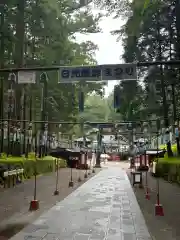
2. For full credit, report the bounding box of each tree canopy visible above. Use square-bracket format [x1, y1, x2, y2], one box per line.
[0, 0, 106, 136]
[1, 0, 180, 140]
[93, 0, 180, 125]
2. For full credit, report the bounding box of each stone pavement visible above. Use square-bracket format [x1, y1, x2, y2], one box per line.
[10, 165, 152, 240]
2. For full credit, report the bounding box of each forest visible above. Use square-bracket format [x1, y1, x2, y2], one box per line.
[97, 0, 180, 127]
[83, 0, 180, 132]
[0, 0, 106, 139]
[1, 0, 180, 141]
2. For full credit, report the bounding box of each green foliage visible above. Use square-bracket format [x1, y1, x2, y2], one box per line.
[80, 94, 110, 122]
[106, 82, 146, 122]
[75, 82, 147, 134]
[106, 93, 122, 122]
[156, 158, 180, 184]
[0, 158, 66, 181]
[0, 0, 104, 136]
[154, 144, 180, 180]
[106, 0, 180, 122]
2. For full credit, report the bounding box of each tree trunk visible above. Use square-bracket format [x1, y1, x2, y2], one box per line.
[175, 0, 180, 59]
[14, 0, 26, 156]
[15, 0, 25, 116]
[175, 0, 180, 157]
[0, 4, 5, 155]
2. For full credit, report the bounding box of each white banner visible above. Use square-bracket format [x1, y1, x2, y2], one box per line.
[59, 63, 137, 83]
[18, 71, 36, 84]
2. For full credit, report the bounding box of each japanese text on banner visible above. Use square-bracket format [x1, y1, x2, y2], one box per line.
[59, 63, 137, 82]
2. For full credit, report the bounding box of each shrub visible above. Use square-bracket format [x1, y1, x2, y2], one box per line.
[152, 143, 180, 182]
[155, 158, 180, 183]
[0, 156, 67, 180]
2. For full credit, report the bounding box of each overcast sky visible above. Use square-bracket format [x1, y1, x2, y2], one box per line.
[75, 9, 125, 96]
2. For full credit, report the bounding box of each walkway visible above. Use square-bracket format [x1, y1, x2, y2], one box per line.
[10, 164, 152, 240]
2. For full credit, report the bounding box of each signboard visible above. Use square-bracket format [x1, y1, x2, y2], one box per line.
[18, 71, 36, 84]
[59, 63, 137, 83]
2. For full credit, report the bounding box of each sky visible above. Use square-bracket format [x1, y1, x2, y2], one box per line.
[75, 9, 125, 97]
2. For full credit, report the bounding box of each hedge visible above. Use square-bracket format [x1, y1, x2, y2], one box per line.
[155, 158, 180, 183]
[151, 143, 180, 183]
[0, 155, 67, 180]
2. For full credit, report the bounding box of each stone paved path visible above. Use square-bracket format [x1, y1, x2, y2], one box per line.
[0, 167, 100, 240]
[9, 164, 152, 240]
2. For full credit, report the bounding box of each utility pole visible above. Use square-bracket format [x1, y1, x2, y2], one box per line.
[15, 0, 26, 155]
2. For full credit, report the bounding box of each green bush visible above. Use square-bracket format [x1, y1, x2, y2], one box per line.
[152, 143, 180, 183]
[155, 158, 180, 183]
[0, 157, 67, 180]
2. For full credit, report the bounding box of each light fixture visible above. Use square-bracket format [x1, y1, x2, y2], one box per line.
[132, 171, 143, 186]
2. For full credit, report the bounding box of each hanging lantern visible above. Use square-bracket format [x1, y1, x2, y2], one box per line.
[78, 90, 84, 112]
[113, 85, 120, 109]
